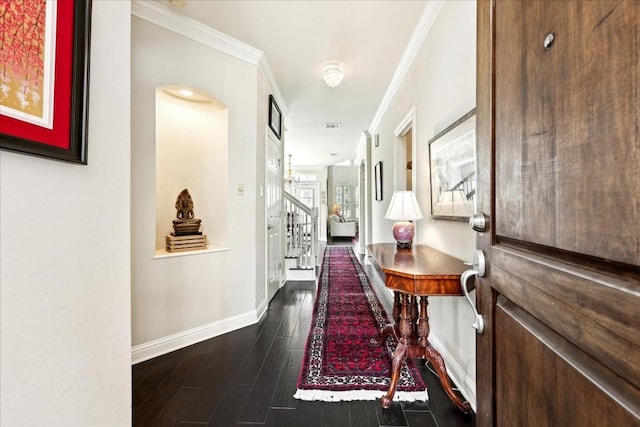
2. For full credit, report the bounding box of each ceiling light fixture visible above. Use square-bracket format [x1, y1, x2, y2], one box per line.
[284, 154, 300, 188]
[323, 64, 344, 88]
[162, 86, 212, 102]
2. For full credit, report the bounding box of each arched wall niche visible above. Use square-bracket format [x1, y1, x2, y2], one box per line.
[155, 85, 229, 254]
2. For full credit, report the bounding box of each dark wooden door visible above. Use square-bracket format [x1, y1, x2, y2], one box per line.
[476, 1, 639, 425]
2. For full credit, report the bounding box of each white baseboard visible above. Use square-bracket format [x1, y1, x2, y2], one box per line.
[255, 296, 268, 320]
[131, 300, 268, 365]
[429, 333, 477, 412]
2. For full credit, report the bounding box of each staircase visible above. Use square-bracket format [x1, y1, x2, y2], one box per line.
[284, 192, 319, 281]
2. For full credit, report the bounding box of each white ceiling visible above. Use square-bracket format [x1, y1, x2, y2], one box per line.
[164, 0, 428, 168]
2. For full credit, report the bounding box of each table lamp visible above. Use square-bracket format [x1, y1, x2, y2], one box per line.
[384, 191, 423, 249]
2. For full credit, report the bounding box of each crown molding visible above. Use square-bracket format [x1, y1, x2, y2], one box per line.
[258, 55, 288, 117]
[132, 1, 262, 64]
[131, 0, 288, 116]
[368, 0, 445, 135]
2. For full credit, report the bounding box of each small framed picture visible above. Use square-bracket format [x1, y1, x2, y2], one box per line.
[374, 161, 383, 201]
[268, 95, 282, 139]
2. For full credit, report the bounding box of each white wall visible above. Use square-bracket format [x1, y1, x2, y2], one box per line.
[0, 2, 132, 425]
[131, 15, 266, 354]
[365, 0, 478, 407]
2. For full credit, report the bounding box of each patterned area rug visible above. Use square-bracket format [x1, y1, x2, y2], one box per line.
[294, 246, 427, 402]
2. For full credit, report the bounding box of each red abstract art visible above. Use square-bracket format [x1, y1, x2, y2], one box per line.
[0, 0, 92, 163]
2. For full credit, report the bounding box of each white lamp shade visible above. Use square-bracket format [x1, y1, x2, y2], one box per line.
[384, 191, 423, 221]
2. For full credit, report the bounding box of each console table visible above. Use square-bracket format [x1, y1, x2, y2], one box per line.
[367, 243, 472, 413]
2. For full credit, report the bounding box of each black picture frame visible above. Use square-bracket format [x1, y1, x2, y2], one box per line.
[374, 161, 383, 201]
[0, 1, 92, 164]
[428, 109, 476, 221]
[268, 94, 282, 139]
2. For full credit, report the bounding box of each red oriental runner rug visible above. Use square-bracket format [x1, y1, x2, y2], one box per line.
[294, 246, 427, 402]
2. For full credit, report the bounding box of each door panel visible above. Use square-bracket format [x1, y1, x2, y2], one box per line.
[495, 0, 639, 264]
[267, 133, 282, 301]
[476, 1, 640, 425]
[496, 298, 639, 427]
[491, 245, 640, 388]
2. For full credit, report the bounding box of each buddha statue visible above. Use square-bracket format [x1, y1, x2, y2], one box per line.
[172, 188, 202, 236]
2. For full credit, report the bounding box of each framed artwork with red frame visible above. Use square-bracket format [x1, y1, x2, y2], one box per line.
[0, 0, 92, 164]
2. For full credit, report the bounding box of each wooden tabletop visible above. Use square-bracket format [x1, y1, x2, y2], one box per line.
[367, 243, 467, 296]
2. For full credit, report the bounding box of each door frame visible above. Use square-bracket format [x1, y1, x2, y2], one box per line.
[475, 1, 496, 424]
[265, 129, 285, 303]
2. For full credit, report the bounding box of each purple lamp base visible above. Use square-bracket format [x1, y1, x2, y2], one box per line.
[392, 221, 415, 249]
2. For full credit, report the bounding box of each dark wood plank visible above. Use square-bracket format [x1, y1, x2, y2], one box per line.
[133, 353, 184, 409]
[348, 401, 380, 427]
[147, 387, 211, 427]
[419, 363, 476, 427]
[231, 318, 283, 385]
[271, 349, 304, 408]
[374, 401, 408, 426]
[206, 384, 252, 426]
[321, 401, 351, 427]
[404, 411, 438, 427]
[172, 385, 224, 424]
[289, 311, 313, 350]
[185, 336, 254, 388]
[265, 408, 295, 427]
[236, 336, 288, 423]
[134, 352, 207, 426]
[291, 400, 324, 427]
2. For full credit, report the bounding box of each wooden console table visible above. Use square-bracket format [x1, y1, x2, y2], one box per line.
[367, 243, 471, 413]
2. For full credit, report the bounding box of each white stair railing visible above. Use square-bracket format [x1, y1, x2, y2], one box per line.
[284, 192, 318, 271]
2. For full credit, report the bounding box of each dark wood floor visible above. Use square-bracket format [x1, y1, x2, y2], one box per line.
[133, 241, 476, 426]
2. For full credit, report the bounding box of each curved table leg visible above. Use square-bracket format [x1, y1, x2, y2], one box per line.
[370, 324, 395, 347]
[424, 346, 472, 413]
[381, 341, 407, 408]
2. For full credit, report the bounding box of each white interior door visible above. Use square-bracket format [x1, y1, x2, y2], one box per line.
[266, 132, 283, 301]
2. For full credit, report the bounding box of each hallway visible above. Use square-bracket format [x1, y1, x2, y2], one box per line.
[133, 245, 476, 426]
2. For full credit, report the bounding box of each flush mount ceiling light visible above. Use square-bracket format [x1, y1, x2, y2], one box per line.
[323, 64, 344, 88]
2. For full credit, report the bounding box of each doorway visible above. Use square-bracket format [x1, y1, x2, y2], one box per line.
[266, 131, 283, 302]
[394, 107, 416, 193]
